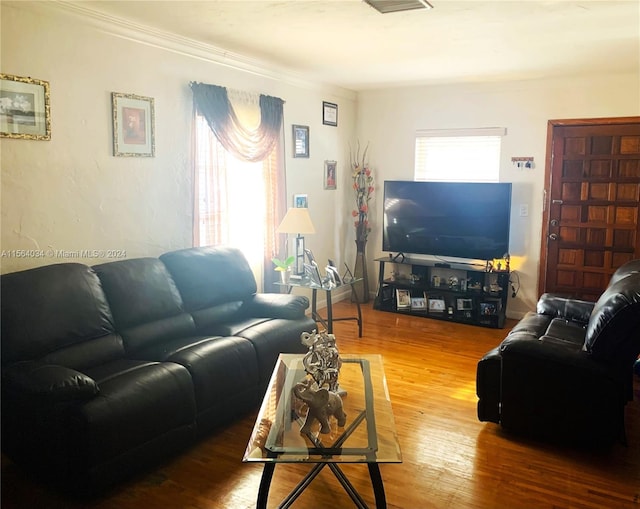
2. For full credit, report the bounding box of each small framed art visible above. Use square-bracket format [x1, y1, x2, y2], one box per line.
[411, 296, 427, 310]
[292, 124, 309, 158]
[0, 73, 51, 140]
[322, 101, 337, 126]
[304, 262, 322, 286]
[294, 194, 308, 208]
[428, 297, 446, 313]
[111, 92, 155, 157]
[396, 289, 411, 309]
[324, 160, 337, 190]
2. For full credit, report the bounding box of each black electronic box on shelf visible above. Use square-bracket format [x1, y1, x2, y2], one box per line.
[373, 256, 509, 329]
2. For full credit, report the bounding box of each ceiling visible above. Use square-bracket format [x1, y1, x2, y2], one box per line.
[74, 0, 640, 91]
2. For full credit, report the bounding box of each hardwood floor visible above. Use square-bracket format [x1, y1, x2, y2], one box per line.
[2, 301, 639, 508]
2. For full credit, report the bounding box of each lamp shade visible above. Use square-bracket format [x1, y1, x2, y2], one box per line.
[276, 208, 316, 235]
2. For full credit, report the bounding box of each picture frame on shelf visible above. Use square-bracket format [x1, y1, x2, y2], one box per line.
[324, 160, 337, 190]
[304, 262, 322, 286]
[0, 73, 51, 140]
[411, 296, 427, 310]
[326, 265, 342, 286]
[396, 289, 411, 309]
[480, 302, 497, 316]
[304, 248, 316, 265]
[292, 124, 309, 158]
[428, 297, 446, 313]
[322, 101, 337, 126]
[294, 194, 308, 208]
[111, 92, 155, 157]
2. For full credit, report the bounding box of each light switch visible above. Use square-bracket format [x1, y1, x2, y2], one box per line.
[519, 204, 529, 217]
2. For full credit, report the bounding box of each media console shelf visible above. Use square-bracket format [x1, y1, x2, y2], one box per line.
[373, 256, 509, 328]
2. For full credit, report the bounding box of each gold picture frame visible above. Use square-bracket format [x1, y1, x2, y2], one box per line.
[0, 73, 51, 140]
[111, 92, 155, 157]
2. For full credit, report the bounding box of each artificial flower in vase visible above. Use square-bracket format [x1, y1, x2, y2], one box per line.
[350, 142, 374, 303]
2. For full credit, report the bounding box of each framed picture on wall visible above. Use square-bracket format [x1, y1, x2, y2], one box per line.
[322, 101, 337, 126]
[0, 73, 51, 140]
[292, 124, 309, 158]
[111, 92, 155, 157]
[293, 194, 308, 208]
[324, 160, 337, 190]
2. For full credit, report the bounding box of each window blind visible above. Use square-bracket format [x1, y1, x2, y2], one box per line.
[414, 127, 506, 182]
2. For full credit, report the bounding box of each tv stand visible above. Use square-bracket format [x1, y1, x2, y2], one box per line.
[373, 256, 509, 329]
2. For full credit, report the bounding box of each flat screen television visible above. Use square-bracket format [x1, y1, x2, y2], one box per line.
[383, 180, 512, 261]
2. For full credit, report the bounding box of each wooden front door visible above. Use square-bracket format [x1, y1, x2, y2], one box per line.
[538, 117, 640, 300]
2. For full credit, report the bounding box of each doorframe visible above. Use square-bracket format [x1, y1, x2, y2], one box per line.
[537, 116, 640, 297]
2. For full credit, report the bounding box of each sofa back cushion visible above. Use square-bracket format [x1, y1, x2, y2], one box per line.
[1, 263, 121, 368]
[93, 258, 196, 352]
[584, 273, 640, 361]
[160, 245, 257, 312]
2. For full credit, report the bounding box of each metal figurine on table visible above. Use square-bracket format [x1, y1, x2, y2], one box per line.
[300, 329, 342, 394]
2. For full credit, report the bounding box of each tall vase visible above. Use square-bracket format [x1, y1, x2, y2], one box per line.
[352, 239, 370, 303]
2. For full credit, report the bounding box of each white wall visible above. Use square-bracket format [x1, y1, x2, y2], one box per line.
[0, 2, 356, 291]
[357, 75, 640, 317]
[3, 2, 639, 317]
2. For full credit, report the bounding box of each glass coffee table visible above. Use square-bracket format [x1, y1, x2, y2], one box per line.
[243, 354, 402, 508]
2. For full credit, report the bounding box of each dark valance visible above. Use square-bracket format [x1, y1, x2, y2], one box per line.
[190, 82, 284, 163]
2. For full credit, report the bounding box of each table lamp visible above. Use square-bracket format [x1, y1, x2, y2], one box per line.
[276, 207, 316, 275]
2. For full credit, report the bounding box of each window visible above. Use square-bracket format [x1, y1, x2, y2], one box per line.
[414, 127, 505, 182]
[194, 112, 283, 290]
[195, 114, 267, 264]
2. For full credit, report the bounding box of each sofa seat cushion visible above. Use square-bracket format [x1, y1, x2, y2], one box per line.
[133, 336, 260, 415]
[544, 318, 587, 346]
[76, 360, 196, 467]
[229, 318, 313, 384]
[202, 317, 272, 337]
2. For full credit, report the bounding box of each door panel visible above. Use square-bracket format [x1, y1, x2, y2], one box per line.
[539, 118, 640, 300]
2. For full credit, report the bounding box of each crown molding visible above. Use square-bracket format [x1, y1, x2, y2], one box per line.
[31, 1, 356, 100]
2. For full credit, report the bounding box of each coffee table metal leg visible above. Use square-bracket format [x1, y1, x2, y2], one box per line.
[368, 463, 387, 508]
[328, 463, 369, 509]
[257, 463, 275, 509]
[279, 463, 326, 509]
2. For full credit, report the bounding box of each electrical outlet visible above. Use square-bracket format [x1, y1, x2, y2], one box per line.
[519, 204, 529, 217]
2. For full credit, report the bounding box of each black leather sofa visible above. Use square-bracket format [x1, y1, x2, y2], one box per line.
[477, 259, 640, 446]
[1, 245, 315, 491]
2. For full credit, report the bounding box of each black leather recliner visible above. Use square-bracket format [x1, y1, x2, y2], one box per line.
[476, 259, 640, 446]
[1, 245, 315, 491]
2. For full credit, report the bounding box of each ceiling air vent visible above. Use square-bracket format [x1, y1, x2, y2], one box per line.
[364, 0, 433, 14]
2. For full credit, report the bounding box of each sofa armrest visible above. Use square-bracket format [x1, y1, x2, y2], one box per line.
[242, 293, 310, 319]
[536, 293, 594, 324]
[2, 361, 99, 403]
